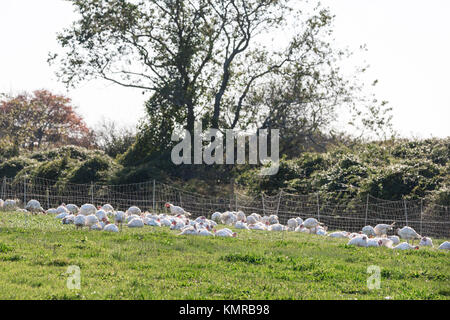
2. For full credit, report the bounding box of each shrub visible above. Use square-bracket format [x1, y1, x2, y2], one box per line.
[29, 145, 93, 162]
[0, 140, 19, 160]
[30, 157, 75, 181]
[66, 154, 121, 184]
[429, 186, 450, 206]
[0, 157, 36, 178]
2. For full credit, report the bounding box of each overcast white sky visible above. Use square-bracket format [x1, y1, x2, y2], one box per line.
[0, 0, 449, 138]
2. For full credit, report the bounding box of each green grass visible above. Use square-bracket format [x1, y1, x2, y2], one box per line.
[0, 211, 449, 300]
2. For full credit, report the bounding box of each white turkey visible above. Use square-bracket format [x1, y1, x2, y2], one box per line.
[268, 223, 287, 232]
[56, 212, 69, 220]
[348, 232, 363, 239]
[0, 199, 3, 208]
[261, 216, 270, 225]
[90, 223, 103, 231]
[397, 226, 421, 244]
[295, 217, 304, 226]
[236, 211, 246, 222]
[246, 215, 257, 225]
[377, 238, 394, 248]
[194, 216, 207, 224]
[211, 212, 222, 223]
[392, 242, 419, 250]
[62, 214, 75, 224]
[250, 213, 262, 221]
[128, 217, 144, 228]
[287, 218, 298, 231]
[46, 208, 58, 214]
[196, 221, 212, 232]
[220, 211, 237, 225]
[328, 231, 349, 239]
[79, 204, 96, 216]
[362, 225, 376, 237]
[145, 213, 159, 220]
[438, 241, 450, 250]
[178, 225, 198, 236]
[347, 235, 368, 247]
[95, 210, 108, 221]
[56, 205, 69, 215]
[3, 199, 17, 210]
[160, 217, 172, 227]
[127, 206, 142, 216]
[74, 215, 86, 229]
[294, 225, 310, 233]
[126, 214, 140, 223]
[85, 214, 99, 228]
[235, 221, 249, 230]
[214, 228, 237, 237]
[374, 222, 395, 237]
[198, 229, 214, 236]
[101, 204, 114, 212]
[269, 215, 279, 225]
[419, 237, 433, 247]
[147, 218, 162, 227]
[367, 238, 383, 247]
[170, 218, 187, 230]
[65, 204, 79, 214]
[114, 211, 126, 225]
[248, 222, 267, 231]
[165, 203, 190, 216]
[315, 226, 328, 236]
[25, 200, 44, 214]
[104, 223, 119, 232]
[388, 235, 400, 245]
[302, 218, 322, 234]
[207, 219, 217, 228]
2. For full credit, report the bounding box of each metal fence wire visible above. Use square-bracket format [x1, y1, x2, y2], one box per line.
[0, 176, 449, 238]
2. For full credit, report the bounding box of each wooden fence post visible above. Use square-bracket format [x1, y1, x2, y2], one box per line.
[152, 179, 156, 212]
[404, 199, 408, 226]
[262, 193, 265, 216]
[364, 194, 369, 225]
[1, 177, 6, 200]
[23, 175, 27, 205]
[90, 182, 94, 204]
[316, 193, 320, 222]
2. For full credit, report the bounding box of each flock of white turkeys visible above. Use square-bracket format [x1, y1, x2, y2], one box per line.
[1, 198, 449, 251]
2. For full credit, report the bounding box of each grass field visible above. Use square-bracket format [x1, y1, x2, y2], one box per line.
[0, 211, 449, 300]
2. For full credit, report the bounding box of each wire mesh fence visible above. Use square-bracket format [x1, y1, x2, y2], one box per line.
[1, 176, 449, 238]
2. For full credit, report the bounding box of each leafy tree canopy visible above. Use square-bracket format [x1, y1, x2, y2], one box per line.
[50, 0, 393, 162]
[0, 90, 94, 150]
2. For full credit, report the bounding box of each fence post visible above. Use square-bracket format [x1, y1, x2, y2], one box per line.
[316, 192, 320, 222]
[230, 178, 235, 211]
[152, 179, 156, 211]
[23, 175, 27, 205]
[262, 193, 265, 216]
[420, 199, 423, 235]
[404, 199, 408, 226]
[1, 176, 6, 200]
[235, 193, 238, 212]
[276, 190, 282, 217]
[179, 192, 183, 207]
[46, 188, 50, 210]
[364, 194, 369, 225]
[90, 181, 94, 204]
